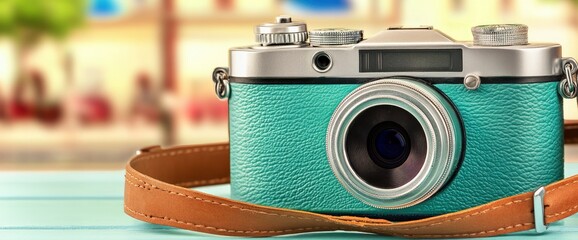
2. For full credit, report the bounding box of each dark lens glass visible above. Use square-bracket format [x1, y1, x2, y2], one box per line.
[367, 122, 411, 169]
[375, 129, 406, 160]
[345, 105, 426, 189]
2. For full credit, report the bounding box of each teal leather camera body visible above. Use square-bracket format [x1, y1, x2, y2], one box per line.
[228, 81, 563, 217]
[220, 20, 568, 217]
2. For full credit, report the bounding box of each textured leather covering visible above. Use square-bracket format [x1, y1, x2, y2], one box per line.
[229, 81, 564, 216]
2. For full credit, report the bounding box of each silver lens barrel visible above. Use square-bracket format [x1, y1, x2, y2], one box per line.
[326, 79, 463, 209]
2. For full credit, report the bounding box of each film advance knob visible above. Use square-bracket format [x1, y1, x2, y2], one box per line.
[471, 24, 528, 46]
[309, 28, 363, 46]
[255, 16, 308, 46]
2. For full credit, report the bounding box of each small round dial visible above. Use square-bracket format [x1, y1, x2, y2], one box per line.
[309, 28, 363, 46]
[255, 16, 308, 46]
[471, 24, 528, 46]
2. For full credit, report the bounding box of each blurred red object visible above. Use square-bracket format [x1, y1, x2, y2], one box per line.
[6, 70, 63, 124]
[36, 101, 63, 125]
[77, 93, 112, 125]
[216, 0, 234, 11]
[7, 77, 34, 121]
[186, 100, 204, 123]
[129, 72, 160, 124]
[0, 86, 6, 120]
[7, 99, 33, 121]
[207, 100, 228, 122]
[29, 70, 63, 125]
[185, 98, 228, 123]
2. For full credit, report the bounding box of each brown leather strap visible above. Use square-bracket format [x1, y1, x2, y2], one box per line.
[124, 143, 578, 238]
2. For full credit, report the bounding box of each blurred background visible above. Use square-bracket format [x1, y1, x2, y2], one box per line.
[0, 0, 577, 170]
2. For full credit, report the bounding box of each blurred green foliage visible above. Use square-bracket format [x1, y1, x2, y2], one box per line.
[0, 0, 85, 39]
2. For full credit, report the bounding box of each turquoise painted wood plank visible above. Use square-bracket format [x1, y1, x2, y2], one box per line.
[1, 164, 578, 239]
[0, 171, 123, 198]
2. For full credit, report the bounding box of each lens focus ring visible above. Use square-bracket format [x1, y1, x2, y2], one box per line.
[326, 79, 463, 209]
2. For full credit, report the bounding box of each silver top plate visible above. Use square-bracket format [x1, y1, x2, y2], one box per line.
[230, 29, 561, 78]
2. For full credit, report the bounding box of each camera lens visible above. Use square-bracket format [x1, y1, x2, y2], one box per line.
[326, 79, 464, 209]
[345, 105, 426, 189]
[313, 52, 332, 72]
[368, 122, 411, 169]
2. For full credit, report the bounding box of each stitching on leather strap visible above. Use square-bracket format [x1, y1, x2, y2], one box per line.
[398, 177, 578, 231]
[332, 216, 391, 224]
[131, 145, 229, 166]
[343, 178, 578, 231]
[397, 223, 533, 238]
[546, 204, 578, 218]
[546, 180, 578, 194]
[124, 205, 331, 234]
[125, 173, 229, 189]
[335, 197, 530, 230]
[363, 198, 532, 231]
[126, 177, 152, 190]
[125, 172, 333, 224]
[175, 178, 230, 187]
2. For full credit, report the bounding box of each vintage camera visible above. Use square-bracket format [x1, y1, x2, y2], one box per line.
[213, 16, 574, 217]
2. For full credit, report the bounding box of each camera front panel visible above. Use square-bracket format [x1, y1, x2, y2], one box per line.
[228, 79, 563, 217]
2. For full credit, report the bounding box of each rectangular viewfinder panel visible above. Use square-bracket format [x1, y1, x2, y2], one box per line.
[359, 49, 463, 72]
